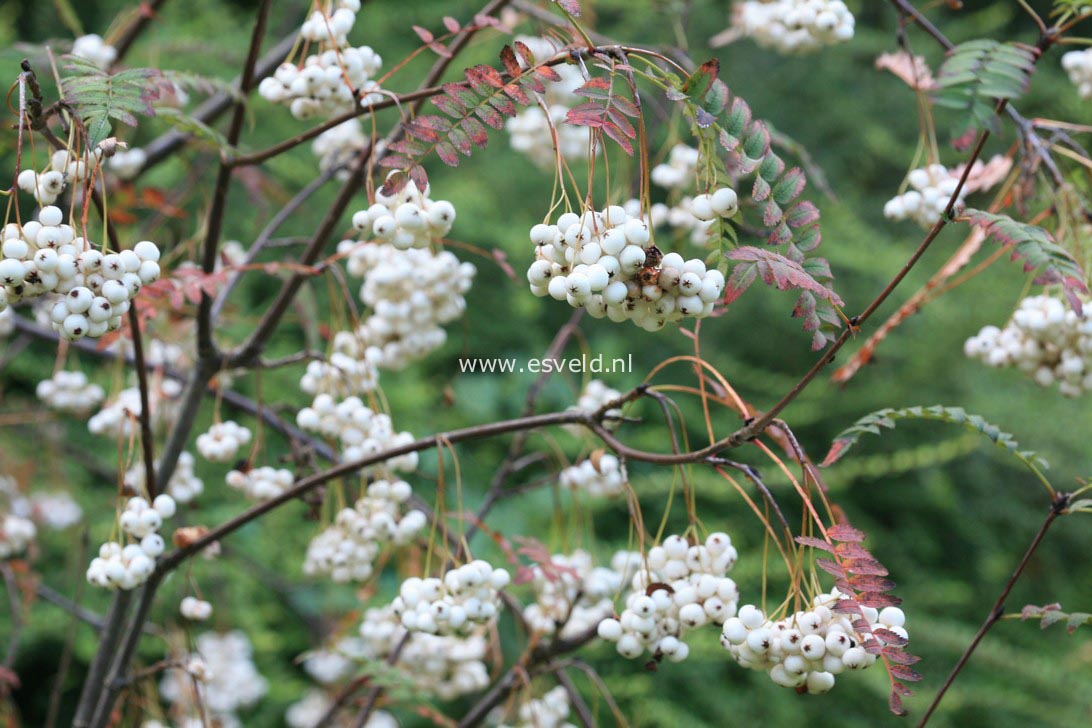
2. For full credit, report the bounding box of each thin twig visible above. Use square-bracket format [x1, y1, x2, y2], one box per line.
[917, 492, 1070, 727]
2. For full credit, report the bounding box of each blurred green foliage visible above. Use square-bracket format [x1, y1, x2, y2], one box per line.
[1, 0, 1090, 726]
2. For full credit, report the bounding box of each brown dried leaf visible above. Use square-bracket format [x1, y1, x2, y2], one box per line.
[875, 51, 936, 90]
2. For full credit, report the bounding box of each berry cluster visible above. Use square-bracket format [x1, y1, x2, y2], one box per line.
[17, 148, 103, 205]
[301, 331, 381, 397]
[0, 513, 36, 559]
[226, 465, 295, 502]
[392, 561, 512, 635]
[196, 420, 252, 462]
[300, 0, 362, 47]
[36, 370, 105, 415]
[359, 604, 491, 699]
[286, 690, 396, 728]
[348, 178, 457, 251]
[504, 36, 591, 168]
[2, 474, 82, 538]
[883, 164, 963, 227]
[300, 641, 357, 684]
[126, 451, 204, 504]
[493, 686, 576, 728]
[720, 591, 909, 693]
[108, 147, 147, 180]
[86, 495, 176, 590]
[597, 533, 739, 663]
[735, 0, 855, 54]
[526, 204, 727, 330]
[302, 478, 427, 582]
[1062, 49, 1092, 100]
[72, 33, 117, 69]
[563, 379, 622, 436]
[180, 595, 214, 621]
[522, 550, 630, 639]
[651, 144, 701, 190]
[160, 631, 269, 725]
[965, 294, 1092, 397]
[337, 241, 474, 369]
[258, 2, 381, 121]
[312, 118, 369, 178]
[296, 394, 419, 470]
[1, 208, 161, 340]
[559, 452, 627, 497]
[88, 379, 183, 437]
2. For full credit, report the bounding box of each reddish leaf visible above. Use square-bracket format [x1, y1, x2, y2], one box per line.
[447, 126, 473, 156]
[434, 141, 459, 166]
[513, 40, 535, 66]
[600, 121, 635, 155]
[502, 82, 531, 105]
[725, 247, 844, 307]
[891, 681, 914, 697]
[555, 0, 582, 15]
[443, 16, 461, 33]
[428, 41, 452, 59]
[844, 558, 889, 577]
[786, 201, 821, 229]
[833, 542, 873, 560]
[794, 536, 834, 552]
[459, 117, 489, 148]
[612, 95, 640, 118]
[413, 25, 434, 43]
[534, 65, 563, 83]
[858, 592, 903, 608]
[827, 523, 867, 542]
[888, 664, 923, 682]
[574, 77, 612, 99]
[486, 94, 518, 117]
[408, 165, 429, 193]
[379, 170, 408, 196]
[889, 691, 907, 717]
[815, 558, 845, 578]
[475, 105, 506, 130]
[846, 574, 896, 592]
[499, 45, 522, 77]
[874, 629, 909, 647]
[465, 65, 504, 94]
[832, 599, 863, 615]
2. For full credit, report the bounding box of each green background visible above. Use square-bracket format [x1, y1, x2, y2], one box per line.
[0, 0, 1090, 726]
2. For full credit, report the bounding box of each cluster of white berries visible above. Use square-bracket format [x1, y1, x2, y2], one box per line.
[285, 690, 396, 728]
[296, 394, 419, 470]
[883, 164, 964, 227]
[260, 46, 383, 120]
[258, 3, 381, 120]
[563, 379, 622, 436]
[651, 144, 701, 190]
[226, 465, 295, 502]
[492, 686, 576, 728]
[720, 590, 909, 693]
[0, 513, 36, 559]
[160, 631, 269, 725]
[126, 451, 204, 504]
[348, 178, 457, 251]
[359, 604, 491, 700]
[597, 533, 739, 663]
[196, 420, 252, 462]
[392, 561, 512, 635]
[504, 36, 591, 168]
[965, 294, 1092, 397]
[559, 452, 627, 497]
[337, 242, 474, 369]
[523, 550, 630, 639]
[303, 478, 427, 582]
[526, 203, 728, 330]
[1062, 49, 1092, 100]
[108, 147, 147, 180]
[86, 495, 175, 590]
[312, 118, 369, 177]
[180, 596, 214, 621]
[71, 34, 117, 69]
[88, 379, 183, 437]
[35, 370, 105, 415]
[299, 0, 362, 46]
[735, 1, 855, 54]
[17, 149, 104, 204]
[301, 331, 380, 397]
[1, 475, 82, 536]
[301, 640, 358, 684]
[0, 208, 161, 340]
